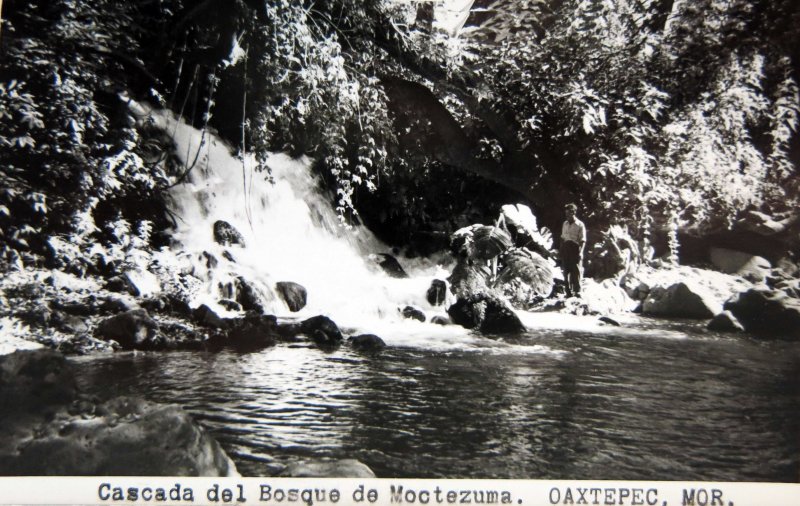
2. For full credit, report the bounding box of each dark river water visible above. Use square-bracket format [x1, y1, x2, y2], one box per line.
[70, 316, 800, 481]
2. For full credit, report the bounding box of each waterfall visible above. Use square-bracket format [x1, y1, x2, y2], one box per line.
[132, 101, 453, 334]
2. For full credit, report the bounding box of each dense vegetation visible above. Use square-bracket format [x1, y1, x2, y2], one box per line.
[1, 0, 798, 269]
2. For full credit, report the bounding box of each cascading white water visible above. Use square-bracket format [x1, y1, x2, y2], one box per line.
[132, 101, 466, 337]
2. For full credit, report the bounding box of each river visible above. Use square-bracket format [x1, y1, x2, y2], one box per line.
[70, 316, 800, 481]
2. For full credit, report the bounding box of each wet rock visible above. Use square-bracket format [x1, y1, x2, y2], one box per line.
[279, 316, 343, 348]
[642, 282, 722, 319]
[235, 276, 265, 314]
[218, 299, 242, 312]
[724, 288, 800, 339]
[94, 309, 164, 350]
[276, 281, 307, 312]
[401, 306, 426, 322]
[707, 310, 744, 333]
[431, 315, 450, 325]
[426, 279, 447, 306]
[369, 253, 408, 278]
[223, 315, 279, 350]
[348, 334, 386, 352]
[213, 220, 246, 247]
[598, 316, 621, 326]
[710, 248, 771, 283]
[280, 459, 375, 478]
[1, 396, 237, 476]
[193, 304, 228, 329]
[202, 251, 219, 269]
[447, 293, 525, 334]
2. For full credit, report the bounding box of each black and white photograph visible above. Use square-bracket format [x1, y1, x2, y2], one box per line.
[1, 0, 799, 486]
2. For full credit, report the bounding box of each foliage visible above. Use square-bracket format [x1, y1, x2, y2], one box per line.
[460, 0, 800, 236]
[0, 0, 177, 270]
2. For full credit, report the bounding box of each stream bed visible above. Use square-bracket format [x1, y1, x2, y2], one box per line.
[71, 316, 800, 481]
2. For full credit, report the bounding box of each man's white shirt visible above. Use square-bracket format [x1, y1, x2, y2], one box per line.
[561, 218, 586, 245]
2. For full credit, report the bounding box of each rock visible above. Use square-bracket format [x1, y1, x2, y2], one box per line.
[447, 293, 525, 334]
[401, 306, 426, 322]
[218, 299, 242, 312]
[735, 210, 788, 236]
[193, 304, 228, 329]
[724, 288, 800, 339]
[276, 281, 307, 312]
[235, 276, 265, 314]
[104, 274, 138, 296]
[431, 315, 450, 325]
[348, 334, 386, 352]
[426, 279, 447, 306]
[55, 313, 89, 334]
[281, 459, 375, 478]
[224, 315, 279, 350]
[222, 250, 236, 263]
[582, 279, 637, 315]
[620, 274, 651, 301]
[707, 311, 745, 332]
[642, 282, 722, 319]
[122, 269, 161, 298]
[213, 220, 246, 247]
[0, 350, 77, 418]
[1, 396, 237, 476]
[52, 300, 98, 317]
[710, 248, 771, 282]
[202, 251, 218, 269]
[369, 253, 408, 278]
[598, 316, 621, 326]
[99, 295, 136, 314]
[94, 309, 164, 350]
[279, 315, 343, 348]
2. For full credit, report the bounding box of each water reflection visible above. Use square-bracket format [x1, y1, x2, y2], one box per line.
[71, 326, 800, 481]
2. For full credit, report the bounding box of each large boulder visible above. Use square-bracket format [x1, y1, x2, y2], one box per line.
[1, 396, 237, 476]
[642, 282, 722, 319]
[709, 247, 771, 283]
[447, 293, 525, 334]
[275, 281, 307, 312]
[280, 459, 375, 478]
[94, 309, 164, 350]
[724, 288, 800, 339]
[213, 220, 246, 247]
[0, 350, 237, 476]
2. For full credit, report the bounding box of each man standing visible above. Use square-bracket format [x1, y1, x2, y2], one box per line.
[560, 203, 586, 297]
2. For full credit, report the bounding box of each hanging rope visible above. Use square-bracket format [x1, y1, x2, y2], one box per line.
[241, 45, 254, 229]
